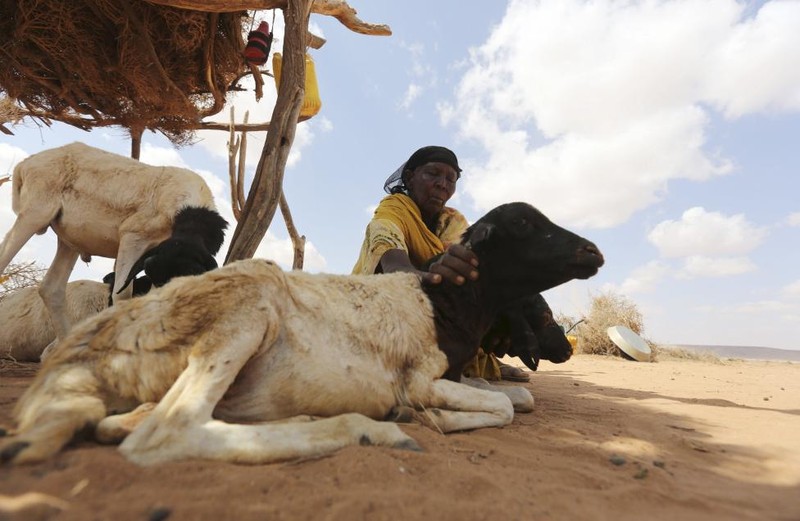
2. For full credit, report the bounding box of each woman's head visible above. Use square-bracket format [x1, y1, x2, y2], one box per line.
[384, 146, 462, 219]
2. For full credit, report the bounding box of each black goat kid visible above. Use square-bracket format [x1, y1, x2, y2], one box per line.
[482, 293, 573, 371]
[121, 206, 228, 291]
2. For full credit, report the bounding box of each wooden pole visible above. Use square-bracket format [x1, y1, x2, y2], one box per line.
[224, 0, 311, 263]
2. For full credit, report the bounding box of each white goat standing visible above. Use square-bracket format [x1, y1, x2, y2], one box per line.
[0, 142, 217, 340]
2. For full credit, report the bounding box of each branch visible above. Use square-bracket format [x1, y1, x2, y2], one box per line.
[143, 0, 392, 36]
[280, 192, 306, 270]
[225, 0, 312, 263]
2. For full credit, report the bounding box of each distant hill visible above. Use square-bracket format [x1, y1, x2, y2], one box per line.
[672, 344, 800, 362]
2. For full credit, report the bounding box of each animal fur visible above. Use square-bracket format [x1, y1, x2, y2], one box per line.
[1, 202, 603, 466]
[0, 142, 222, 341]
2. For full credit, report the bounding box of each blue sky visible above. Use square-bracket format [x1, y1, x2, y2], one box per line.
[2, 0, 799, 350]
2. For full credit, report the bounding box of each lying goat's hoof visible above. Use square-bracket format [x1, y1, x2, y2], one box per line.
[387, 406, 417, 423]
[0, 440, 30, 464]
[394, 438, 423, 452]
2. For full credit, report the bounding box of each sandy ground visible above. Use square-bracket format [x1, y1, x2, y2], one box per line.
[1, 354, 798, 521]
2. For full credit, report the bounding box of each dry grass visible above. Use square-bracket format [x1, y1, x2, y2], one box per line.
[657, 345, 724, 363]
[0, 261, 46, 301]
[557, 290, 660, 361]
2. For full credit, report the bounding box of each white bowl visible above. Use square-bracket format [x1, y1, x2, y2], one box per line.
[607, 325, 651, 362]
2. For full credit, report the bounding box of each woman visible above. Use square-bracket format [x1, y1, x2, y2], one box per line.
[352, 145, 529, 382]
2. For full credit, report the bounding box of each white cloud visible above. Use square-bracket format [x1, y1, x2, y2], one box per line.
[787, 212, 800, 227]
[0, 142, 28, 176]
[677, 255, 756, 279]
[139, 143, 190, 168]
[254, 234, 327, 272]
[648, 207, 767, 258]
[785, 279, 800, 297]
[441, 0, 800, 227]
[399, 83, 423, 110]
[605, 260, 671, 294]
[701, 1, 800, 117]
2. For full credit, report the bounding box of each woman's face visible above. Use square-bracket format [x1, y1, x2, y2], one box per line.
[405, 161, 458, 219]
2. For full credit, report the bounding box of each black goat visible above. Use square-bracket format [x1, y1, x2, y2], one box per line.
[423, 202, 603, 381]
[481, 293, 573, 371]
[121, 206, 228, 291]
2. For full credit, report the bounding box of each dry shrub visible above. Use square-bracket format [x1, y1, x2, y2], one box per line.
[569, 290, 659, 360]
[0, 261, 46, 300]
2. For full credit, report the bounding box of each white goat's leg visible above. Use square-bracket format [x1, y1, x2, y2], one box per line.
[0, 212, 51, 274]
[461, 376, 535, 413]
[38, 239, 79, 339]
[411, 379, 514, 433]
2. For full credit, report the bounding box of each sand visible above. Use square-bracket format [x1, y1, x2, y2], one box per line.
[1, 354, 798, 521]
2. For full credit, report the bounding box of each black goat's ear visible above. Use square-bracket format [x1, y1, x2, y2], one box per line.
[464, 222, 495, 251]
[118, 251, 153, 294]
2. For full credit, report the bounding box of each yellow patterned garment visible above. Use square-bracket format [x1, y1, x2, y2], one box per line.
[352, 193, 501, 380]
[352, 194, 469, 275]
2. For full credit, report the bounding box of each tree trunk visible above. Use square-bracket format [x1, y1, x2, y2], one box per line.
[224, 0, 311, 263]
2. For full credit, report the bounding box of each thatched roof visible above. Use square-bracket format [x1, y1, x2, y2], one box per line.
[0, 0, 249, 143]
[0, 0, 390, 143]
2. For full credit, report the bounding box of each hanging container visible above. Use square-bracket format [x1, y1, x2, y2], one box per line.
[244, 21, 273, 65]
[272, 52, 322, 119]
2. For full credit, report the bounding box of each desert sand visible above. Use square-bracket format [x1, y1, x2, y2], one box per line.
[1, 354, 798, 521]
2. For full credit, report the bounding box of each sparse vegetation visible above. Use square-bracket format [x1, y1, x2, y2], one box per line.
[657, 345, 724, 363]
[0, 261, 46, 300]
[556, 290, 660, 361]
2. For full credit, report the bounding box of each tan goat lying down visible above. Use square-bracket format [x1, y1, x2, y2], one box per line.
[1, 203, 604, 465]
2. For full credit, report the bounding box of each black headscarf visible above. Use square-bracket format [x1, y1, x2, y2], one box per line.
[383, 146, 462, 194]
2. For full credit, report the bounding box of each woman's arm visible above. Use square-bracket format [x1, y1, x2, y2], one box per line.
[379, 244, 479, 285]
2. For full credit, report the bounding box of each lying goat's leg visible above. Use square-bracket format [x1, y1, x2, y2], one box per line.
[96, 403, 157, 444]
[118, 325, 270, 464]
[411, 379, 514, 433]
[119, 326, 418, 464]
[118, 320, 415, 465]
[140, 413, 420, 465]
[1, 365, 106, 464]
[461, 376, 535, 413]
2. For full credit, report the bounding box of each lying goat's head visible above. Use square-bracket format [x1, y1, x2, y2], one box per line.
[462, 202, 604, 302]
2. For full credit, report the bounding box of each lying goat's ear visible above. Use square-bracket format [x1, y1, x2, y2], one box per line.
[464, 222, 496, 251]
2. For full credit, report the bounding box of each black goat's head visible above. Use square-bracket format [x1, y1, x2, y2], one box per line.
[118, 206, 227, 293]
[173, 206, 229, 255]
[120, 239, 219, 292]
[462, 202, 604, 301]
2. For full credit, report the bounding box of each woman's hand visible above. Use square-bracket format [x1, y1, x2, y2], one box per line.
[378, 245, 479, 286]
[425, 244, 479, 285]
